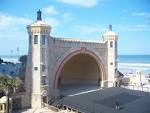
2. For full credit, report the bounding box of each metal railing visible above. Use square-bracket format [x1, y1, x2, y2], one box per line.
[62, 100, 103, 113]
[48, 95, 104, 113]
[121, 85, 150, 92]
[106, 81, 150, 93]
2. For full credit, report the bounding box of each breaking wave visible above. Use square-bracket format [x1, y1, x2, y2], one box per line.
[118, 63, 150, 71]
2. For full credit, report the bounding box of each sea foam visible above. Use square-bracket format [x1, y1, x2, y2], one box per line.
[118, 63, 150, 71]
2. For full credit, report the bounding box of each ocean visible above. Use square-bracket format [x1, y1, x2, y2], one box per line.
[0, 55, 20, 63]
[0, 55, 150, 75]
[118, 55, 150, 75]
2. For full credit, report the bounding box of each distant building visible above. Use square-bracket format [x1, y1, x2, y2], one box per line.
[0, 96, 12, 113]
[124, 70, 147, 86]
[24, 10, 118, 108]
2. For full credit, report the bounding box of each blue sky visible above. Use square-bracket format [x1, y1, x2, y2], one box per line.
[0, 0, 150, 55]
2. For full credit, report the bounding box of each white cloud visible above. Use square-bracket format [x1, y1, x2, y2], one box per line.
[78, 25, 103, 34]
[131, 12, 150, 18]
[58, 0, 99, 7]
[43, 6, 58, 15]
[0, 12, 32, 55]
[76, 24, 150, 37]
[0, 12, 31, 30]
[73, 25, 109, 41]
[63, 12, 73, 22]
[42, 6, 61, 27]
[0, 12, 61, 55]
[0, 11, 61, 31]
[75, 25, 107, 40]
[45, 17, 60, 27]
[115, 24, 149, 32]
[135, 24, 147, 28]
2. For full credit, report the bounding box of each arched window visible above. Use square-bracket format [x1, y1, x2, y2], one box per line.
[0, 104, 3, 110]
[42, 76, 47, 85]
[34, 35, 38, 44]
[41, 48, 46, 63]
[29, 35, 32, 44]
[34, 67, 38, 70]
[110, 41, 113, 48]
[42, 65, 46, 72]
[115, 41, 117, 48]
[41, 35, 46, 45]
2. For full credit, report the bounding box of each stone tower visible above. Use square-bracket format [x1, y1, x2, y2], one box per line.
[103, 25, 118, 86]
[25, 10, 51, 108]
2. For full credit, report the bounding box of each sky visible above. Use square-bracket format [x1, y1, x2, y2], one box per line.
[0, 0, 150, 55]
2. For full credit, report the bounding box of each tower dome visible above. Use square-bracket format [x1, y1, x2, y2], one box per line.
[103, 25, 118, 42]
[27, 10, 51, 34]
[29, 10, 51, 27]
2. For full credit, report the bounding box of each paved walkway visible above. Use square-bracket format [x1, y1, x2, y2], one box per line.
[63, 87, 150, 113]
[59, 84, 100, 96]
[15, 87, 150, 113]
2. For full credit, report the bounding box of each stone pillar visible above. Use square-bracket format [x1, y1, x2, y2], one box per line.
[101, 80, 105, 88]
[31, 94, 42, 108]
[107, 80, 114, 87]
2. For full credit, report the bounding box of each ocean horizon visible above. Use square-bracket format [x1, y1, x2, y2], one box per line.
[0, 55, 150, 74]
[118, 55, 150, 74]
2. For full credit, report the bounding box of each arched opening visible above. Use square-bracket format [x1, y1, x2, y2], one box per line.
[54, 49, 105, 95]
[59, 54, 100, 85]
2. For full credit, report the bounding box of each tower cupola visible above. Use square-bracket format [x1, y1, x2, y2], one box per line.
[103, 25, 117, 37]
[27, 10, 51, 35]
[109, 25, 112, 31]
[37, 9, 42, 21]
[103, 25, 118, 42]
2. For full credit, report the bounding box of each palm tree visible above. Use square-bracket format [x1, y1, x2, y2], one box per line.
[12, 76, 22, 93]
[0, 74, 22, 113]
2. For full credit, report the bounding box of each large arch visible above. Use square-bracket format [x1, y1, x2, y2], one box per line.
[54, 47, 106, 89]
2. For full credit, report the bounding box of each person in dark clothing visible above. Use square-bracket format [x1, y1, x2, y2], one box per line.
[115, 98, 120, 110]
[115, 81, 118, 87]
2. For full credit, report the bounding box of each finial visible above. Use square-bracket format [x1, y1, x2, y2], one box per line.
[109, 25, 112, 31]
[37, 9, 42, 21]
